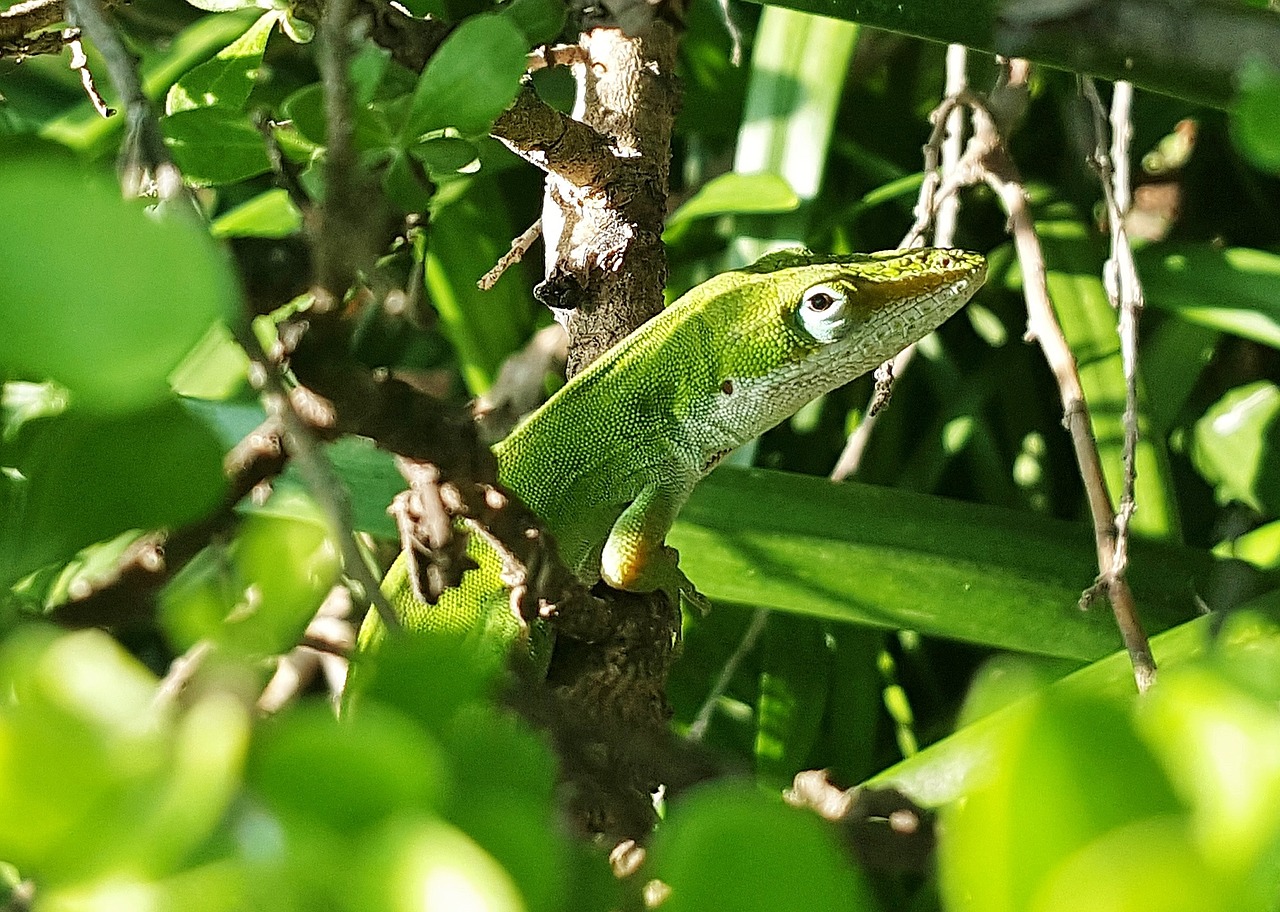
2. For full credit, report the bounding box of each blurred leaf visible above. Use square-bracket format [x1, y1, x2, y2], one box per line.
[1, 399, 228, 588]
[1191, 380, 1280, 514]
[210, 188, 303, 238]
[164, 106, 273, 185]
[0, 628, 163, 880]
[249, 702, 448, 833]
[1139, 654, 1280, 903]
[354, 816, 526, 912]
[871, 599, 1280, 806]
[39, 860, 248, 912]
[648, 783, 875, 912]
[1137, 244, 1280, 349]
[1232, 57, 1280, 173]
[402, 14, 527, 142]
[665, 172, 800, 233]
[939, 691, 1183, 912]
[1030, 817, 1225, 912]
[168, 322, 252, 398]
[1217, 519, 1280, 570]
[166, 11, 277, 114]
[0, 629, 244, 886]
[0, 151, 237, 413]
[441, 706, 566, 912]
[161, 487, 340, 655]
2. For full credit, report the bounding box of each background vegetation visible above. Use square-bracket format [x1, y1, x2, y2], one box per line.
[2, 0, 1280, 909]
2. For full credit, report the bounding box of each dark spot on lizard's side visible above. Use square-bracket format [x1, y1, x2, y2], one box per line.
[720, 379, 734, 395]
[702, 449, 729, 473]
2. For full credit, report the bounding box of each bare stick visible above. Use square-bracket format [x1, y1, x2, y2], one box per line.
[66, 33, 113, 117]
[687, 606, 770, 742]
[975, 77, 1155, 688]
[478, 218, 542, 291]
[1081, 78, 1146, 594]
[63, 0, 182, 200]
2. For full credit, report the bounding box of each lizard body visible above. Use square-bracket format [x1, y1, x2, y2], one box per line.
[353, 247, 987, 676]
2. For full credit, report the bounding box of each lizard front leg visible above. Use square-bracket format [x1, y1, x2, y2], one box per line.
[598, 478, 709, 614]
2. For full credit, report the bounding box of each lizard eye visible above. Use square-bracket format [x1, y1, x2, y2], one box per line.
[797, 283, 850, 342]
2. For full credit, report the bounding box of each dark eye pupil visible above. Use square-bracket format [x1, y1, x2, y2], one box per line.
[807, 292, 835, 312]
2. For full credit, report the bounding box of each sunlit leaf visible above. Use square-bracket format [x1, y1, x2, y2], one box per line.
[166, 11, 277, 114]
[1137, 244, 1280, 350]
[402, 14, 527, 141]
[163, 106, 273, 185]
[0, 150, 237, 413]
[649, 783, 874, 912]
[1192, 380, 1280, 514]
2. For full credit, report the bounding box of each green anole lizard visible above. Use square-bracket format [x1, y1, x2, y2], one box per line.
[351, 247, 987, 683]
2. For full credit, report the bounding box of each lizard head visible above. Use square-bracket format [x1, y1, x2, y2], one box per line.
[687, 247, 987, 454]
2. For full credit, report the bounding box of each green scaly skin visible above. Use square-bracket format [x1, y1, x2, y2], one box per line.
[350, 247, 987, 689]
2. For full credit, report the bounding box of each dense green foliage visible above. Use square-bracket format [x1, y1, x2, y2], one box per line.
[2, 0, 1280, 909]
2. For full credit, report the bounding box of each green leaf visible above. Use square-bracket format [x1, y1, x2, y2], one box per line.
[382, 151, 436, 214]
[408, 136, 480, 177]
[424, 179, 537, 394]
[648, 783, 875, 912]
[0, 151, 237, 413]
[161, 487, 340, 656]
[1232, 57, 1280, 173]
[183, 0, 258, 12]
[210, 188, 303, 238]
[1191, 380, 1280, 514]
[163, 106, 273, 185]
[1137, 244, 1280, 349]
[249, 702, 448, 833]
[869, 600, 1280, 807]
[755, 615, 829, 788]
[41, 11, 261, 154]
[166, 11, 277, 114]
[670, 468, 1215, 661]
[500, 0, 566, 45]
[282, 83, 326, 146]
[403, 14, 527, 142]
[0, 399, 228, 587]
[667, 172, 800, 233]
[938, 690, 1184, 912]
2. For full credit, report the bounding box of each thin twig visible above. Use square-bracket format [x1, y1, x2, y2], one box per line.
[1081, 77, 1146, 599]
[977, 74, 1154, 689]
[832, 46, 969, 482]
[66, 32, 113, 117]
[686, 606, 769, 742]
[63, 0, 182, 200]
[478, 218, 542, 291]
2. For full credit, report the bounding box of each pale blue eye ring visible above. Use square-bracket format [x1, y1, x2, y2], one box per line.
[798, 284, 850, 342]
